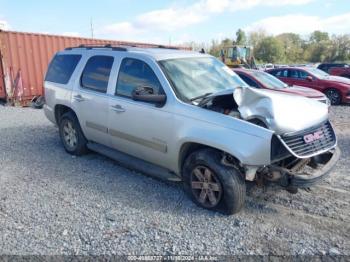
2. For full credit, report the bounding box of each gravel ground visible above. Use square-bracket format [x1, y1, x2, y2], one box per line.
[0, 104, 349, 256]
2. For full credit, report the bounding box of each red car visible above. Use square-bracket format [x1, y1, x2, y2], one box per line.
[233, 68, 329, 105]
[329, 67, 350, 79]
[267, 67, 350, 105]
[318, 63, 350, 79]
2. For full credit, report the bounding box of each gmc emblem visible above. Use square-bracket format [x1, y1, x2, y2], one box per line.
[303, 131, 324, 143]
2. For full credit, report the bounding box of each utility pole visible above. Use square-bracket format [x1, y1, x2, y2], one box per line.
[90, 17, 94, 39]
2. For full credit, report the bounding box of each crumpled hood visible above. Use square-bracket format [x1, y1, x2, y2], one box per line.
[325, 75, 350, 85]
[234, 87, 329, 135]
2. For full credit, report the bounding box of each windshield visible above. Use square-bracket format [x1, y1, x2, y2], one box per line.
[159, 57, 247, 101]
[251, 71, 287, 89]
[307, 68, 330, 79]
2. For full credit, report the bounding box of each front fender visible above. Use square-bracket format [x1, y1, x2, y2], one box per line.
[176, 123, 274, 168]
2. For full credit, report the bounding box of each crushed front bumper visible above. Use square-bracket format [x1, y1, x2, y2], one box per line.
[270, 147, 341, 188]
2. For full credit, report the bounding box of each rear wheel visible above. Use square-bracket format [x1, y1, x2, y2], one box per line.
[59, 112, 88, 155]
[325, 89, 341, 105]
[183, 148, 246, 214]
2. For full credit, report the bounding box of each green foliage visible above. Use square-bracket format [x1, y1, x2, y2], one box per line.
[208, 29, 350, 64]
[235, 29, 247, 45]
[255, 37, 284, 63]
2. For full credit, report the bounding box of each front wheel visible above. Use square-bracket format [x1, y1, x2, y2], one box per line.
[325, 89, 342, 105]
[182, 148, 246, 214]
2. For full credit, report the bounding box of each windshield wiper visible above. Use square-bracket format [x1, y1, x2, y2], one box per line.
[190, 92, 213, 102]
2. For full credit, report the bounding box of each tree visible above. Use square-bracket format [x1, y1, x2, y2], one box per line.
[254, 37, 284, 63]
[310, 31, 329, 43]
[206, 30, 350, 64]
[276, 33, 304, 62]
[208, 37, 235, 57]
[327, 34, 350, 62]
[235, 29, 247, 45]
[248, 29, 267, 47]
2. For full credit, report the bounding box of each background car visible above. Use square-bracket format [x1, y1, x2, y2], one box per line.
[318, 63, 348, 72]
[318, 63, 350, 79]
[267, 67, 350, 105]
[233, 68, 329, 105]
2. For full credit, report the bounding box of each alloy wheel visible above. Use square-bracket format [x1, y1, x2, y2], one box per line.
[63, 120, 78, 150]
[190, 165, 223, 208]
[326, 90, 340, 105]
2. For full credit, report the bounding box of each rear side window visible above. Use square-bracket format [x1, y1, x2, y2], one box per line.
[81, 56, 114, 93]
[45, 54, 81, 84]
[116, 58, 162, 98]
[289, 69, 299, 78]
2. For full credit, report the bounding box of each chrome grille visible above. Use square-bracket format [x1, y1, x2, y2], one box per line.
[281, 121, 336, 158]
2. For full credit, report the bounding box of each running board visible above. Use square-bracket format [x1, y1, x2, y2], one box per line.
[87, 142, 181, 182]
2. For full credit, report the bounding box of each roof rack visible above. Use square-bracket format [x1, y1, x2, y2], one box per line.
[65, 43, 182, 51]
[65, 44, 128, 51]
[157, 45, 180, 50]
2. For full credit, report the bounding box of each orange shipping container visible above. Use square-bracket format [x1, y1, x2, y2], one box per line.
[0, 30, 189, 106]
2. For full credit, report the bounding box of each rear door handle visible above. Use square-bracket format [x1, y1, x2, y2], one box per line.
[73, 94, 85, 102]
[111, 104, 125, 113]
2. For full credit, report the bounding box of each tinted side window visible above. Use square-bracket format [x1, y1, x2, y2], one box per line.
[116, 58, 162, 97]
[45, 54, 81, 84]
[238, 74, 260, 88]
[298, 70, 309, 79]
[289, 69, 299, 78]
[318, 64, 328, 72]
[81, 56, 114, 93]
[269, 70, 279, 76]
[281, 70, 288, 77]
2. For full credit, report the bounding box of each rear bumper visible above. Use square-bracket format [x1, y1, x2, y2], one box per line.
[270, 147, 340, 188]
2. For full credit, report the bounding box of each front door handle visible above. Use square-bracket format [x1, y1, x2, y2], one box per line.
[111, 104, 125, 113]
[73, 94, 85, 102]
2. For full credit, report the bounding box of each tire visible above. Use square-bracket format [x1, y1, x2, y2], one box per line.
[30, 96, 45, 109]
[325, 88, 342, 105]
[182, 148, 246, 214]
[59, 111, 88, 155]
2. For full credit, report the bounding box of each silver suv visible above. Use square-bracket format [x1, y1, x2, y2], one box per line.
[44, 45, 340, 214]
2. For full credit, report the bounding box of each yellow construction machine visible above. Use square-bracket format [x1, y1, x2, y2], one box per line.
[219, 45, 257, 69]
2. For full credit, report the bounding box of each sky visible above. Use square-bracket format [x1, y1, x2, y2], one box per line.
[0, 0, 349, 45]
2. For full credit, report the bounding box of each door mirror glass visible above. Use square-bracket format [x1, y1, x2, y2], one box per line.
[132, 86, 166, 106]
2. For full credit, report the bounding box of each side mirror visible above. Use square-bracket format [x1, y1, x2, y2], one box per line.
[132, 86, 166, 107]
[306, 76, 313, 82]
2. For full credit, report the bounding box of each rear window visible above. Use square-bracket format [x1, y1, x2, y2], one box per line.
[45, 54, 81, 84]
[81, 56, 114, 93]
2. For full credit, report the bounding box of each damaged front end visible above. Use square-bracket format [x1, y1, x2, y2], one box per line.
[232, 86, 340, 190]
[265, 147, 340, 189]
[266, 121, 340, 190]
[201, 86, 340, 190]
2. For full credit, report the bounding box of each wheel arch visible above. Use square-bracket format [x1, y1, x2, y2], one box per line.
[54, 104, 77, 125]
[178, 142, 241, 174]
[324, 87, 343, 102]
